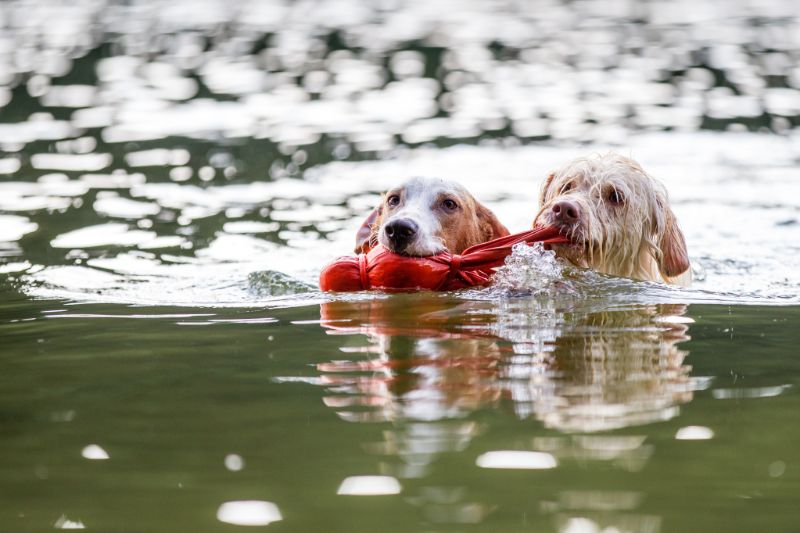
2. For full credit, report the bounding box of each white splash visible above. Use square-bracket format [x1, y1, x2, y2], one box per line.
[54, 515, 86, 529]
[492, 243, 567, 293]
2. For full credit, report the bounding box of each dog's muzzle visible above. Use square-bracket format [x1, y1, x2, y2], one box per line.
[551, 200, 581, 226]
[384, 218, 419, 252]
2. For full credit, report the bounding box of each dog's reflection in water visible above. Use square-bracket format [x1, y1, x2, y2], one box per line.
[317, 294, 693, 529]
[492, 297, 693, 433]
[320, 295, 691, 433]
[319, 297, 502, 482]
[319, 297, 503, 425]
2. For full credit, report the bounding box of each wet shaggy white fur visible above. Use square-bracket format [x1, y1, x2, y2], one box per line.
[534, 153, 691, 285]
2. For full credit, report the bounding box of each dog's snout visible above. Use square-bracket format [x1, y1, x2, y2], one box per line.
[384, 218, 418, 248]
[551, 200, 580, 224]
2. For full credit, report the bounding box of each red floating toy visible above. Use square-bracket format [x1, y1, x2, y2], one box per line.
[319, 226, 569, 292]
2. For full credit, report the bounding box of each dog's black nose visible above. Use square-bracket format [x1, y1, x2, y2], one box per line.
[384, 218, 418, 249]
[551, 200, 580, 224]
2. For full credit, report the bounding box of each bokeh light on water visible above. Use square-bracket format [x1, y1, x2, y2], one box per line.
[0, 0, 799, 304]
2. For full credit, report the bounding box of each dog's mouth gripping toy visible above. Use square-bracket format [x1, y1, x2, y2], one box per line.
[319, 225, 568, 292]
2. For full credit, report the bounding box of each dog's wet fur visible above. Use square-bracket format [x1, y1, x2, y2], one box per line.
[534, 153, 691, 285]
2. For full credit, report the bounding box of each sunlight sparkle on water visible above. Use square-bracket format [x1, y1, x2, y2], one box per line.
[675, 426, 714, 440]
[81, 444, 109, 460]
[476, 450, 558, 470]
[337, 476, 402, 495]
[224, 454, 245, 472]
[216, 501, 282, 527]
[51, 223, 156, 249]
[8, 131, 796, 307]
[0, 215, 38, 242]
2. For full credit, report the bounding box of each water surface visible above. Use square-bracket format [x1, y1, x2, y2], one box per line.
[1, 1, 800, 531]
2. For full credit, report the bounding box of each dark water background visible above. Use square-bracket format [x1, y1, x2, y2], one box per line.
[1, 1, 799, 531]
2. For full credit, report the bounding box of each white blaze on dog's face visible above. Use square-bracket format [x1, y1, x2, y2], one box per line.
[533, 153, 691, 285]
[355, 177, 509, 256]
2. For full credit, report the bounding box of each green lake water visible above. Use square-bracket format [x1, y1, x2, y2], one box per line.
[1, 292, 799, 532]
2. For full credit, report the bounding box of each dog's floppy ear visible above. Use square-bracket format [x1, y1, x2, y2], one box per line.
[658, 204, 690, 278]
[476, 202, 510, 242]
[539, 172, 556, 206]
[355, 204, 382, 254]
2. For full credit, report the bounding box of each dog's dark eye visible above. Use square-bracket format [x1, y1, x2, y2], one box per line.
[441, 198, 458, 210]
[606, 188, 624, 205]
[387, 195, 400, 207]
[561, 182, 574, 194]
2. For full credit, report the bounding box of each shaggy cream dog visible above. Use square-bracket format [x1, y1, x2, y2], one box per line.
[534, 153, 691, 285]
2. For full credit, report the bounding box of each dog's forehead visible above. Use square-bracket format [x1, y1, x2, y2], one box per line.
[558, 157, 648, 186]
[397, 177, 469, 200]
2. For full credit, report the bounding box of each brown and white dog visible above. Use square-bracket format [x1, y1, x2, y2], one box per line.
[355, 177, 509, 256]
[533, 153, 691, 285]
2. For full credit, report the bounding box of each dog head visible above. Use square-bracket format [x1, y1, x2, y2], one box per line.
[533, 153, 690, 284]
[355, 177, 509, 256]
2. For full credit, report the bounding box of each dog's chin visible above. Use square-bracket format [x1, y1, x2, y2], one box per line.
[546, 237, 593, 268]
[388, 245, 445, 257]
[378, 236, 444, 257]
